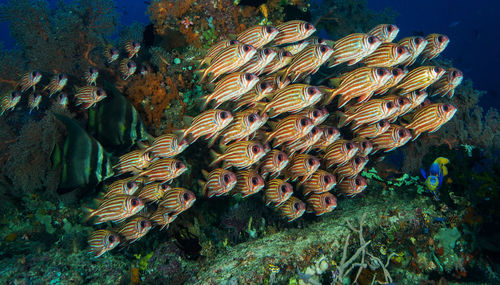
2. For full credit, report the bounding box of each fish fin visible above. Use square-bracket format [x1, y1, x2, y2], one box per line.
[194, 69, 207, 83]
[357, 91, 374, 103]
[201, 169, 210, 179]
[347, 58, 363, 66]
[337, 95, 351, 108]
[209, 149, 221, 167]
[336, 111, 349, 128]
[266, 120, 278, 130]
[411, 130, 422, 141]
[207, 135, 218, 148]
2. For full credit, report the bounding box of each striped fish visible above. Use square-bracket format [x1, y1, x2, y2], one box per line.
[262, 84, 323, 117]
[264, 179, 293, 207]
[352, 119, 390, 139]
[403, 90, 429, 114]
[283, 40, 309, 55]
[404, 103, 457, 140]
[300, 169, 336, 196]
[200, 168, 237, 198]
[341, 99, 397, 130]
[324, 139, 359, 168]
[83, 67, 99, 86]
[159, 187, 196, 215]
[374, 67, 408, 96]
[234, 169, 265, 198]
[18, 70, 42, 92]
[324, 67, 392, 107]
[398, 36, 428, 67]
[202, 72, 259, 109]
[313, 126, 341, 150]
[258, 149, 289, 178]
[144, 134, 189, 159]
[0, 91, 21, 116]
[362, 43, 410, 67]
[297, 107, 329, 126]
[133, 158, 187, 183]
[120, 59, 137, 80]
[306, 192, 337, 216]
[87, 195, 144, 224]
[327, 33, 381, 67]
[137, 182, 171, 203]
[277, 196, 306, 222]
[103, 178, 141, 198]
[45, 73, 68, 97]
[198, 44, 257, 83]
[382, 95, 412, 123]
[74, 86, 107, 109]
[238, 48, 277, 75]
[273, 20, 316, 45]
[88, 229, 121, 258]
[421, 34, 449, 63]
[394, 66, 445, 95]
[334, 156, 369, 182]
[210, 141, 266, 169]
[118, 216, 152, 243]
[262, 50, 294, 74]
[212, 109, 267, 146]
[282, 44, 334, 82]
[28, 92, 42, 113]
[235, 81, 274, 110]
[286, 154, 320, 183]
[265, 115, 314, 147]
[113, 149, 154, 175]
[337, 175, 367, 197]
[104, 47, 120, 64]
[125, 40, 141, 58]
[286, 126, 322, 155]
[371, 124, 412, 152]
[150, 207, 178, 230]
[430, 68, 463, 98]
[199, 39, 240, 67]
[368, 24, 399, 42]
[236, 25, 279, 48]
[354, 139, 374, 157]
[179, 109, 233, 143]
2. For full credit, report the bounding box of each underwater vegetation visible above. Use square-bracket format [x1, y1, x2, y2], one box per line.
[0, 0, 499, 284]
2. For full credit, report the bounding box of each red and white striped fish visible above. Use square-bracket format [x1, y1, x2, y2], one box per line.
[327, 33, 381, 67]
[258, 149, 289, 178]
[144, 134, 189, 159]
[159, 187, 196, 215]
[313, 126, 341, 150]
[286, 154, 320, 183]
[324, 67, 392, 107]
[236, 25, 279, 48]
[0, 91, 21, 116]
[150, 207, 178, 230]
[262, 84, 323, 117]
[278, 196, 306, 222]
[404, 103, 457, 140]
[324, 139, 359, 168]
[179, 109, 233, 143]
[264, 115, 314, 147]
[45, 73, 68, 97]
[103, 178, 141, 198]
[198, 44, 257, 83]
[421, 34, 449, 63]
[210, 141, 266, 169]
[297, 107, 329, 126]
[264, 179, 293, 207]
[398, 36, 428, 67]
[374, 67, 408, 96]
[28, 92, 42, 113]
[403, 90, 429, 114]
[118, 216, 152, 243]
[104, 47, 120, 64]
[337, 175, 367, 197]
[83, 67, 99, 86]
[88, 229, 121, 258]
[282, 44, 334, 82]
[352, 119, 390, 139]
[394, 66, 445, 95]
[283, 40, 309, 55]
[113, 149, 154, 175]
[212, 109, 267, 146]
[199, 39, 240, 67]
[300, 170, 336, 196]
[341, 99, 397, 130]
[334, 155, 368, 182]
[235, 81, 274, 110]
[234, 169, 265, 198]
[238, 48, 277, 75]
[362, 43, 410, 67]
[200, 168, 237, 198]
[273, 20, 316, 45]
[133, 158, 187, 183]
[372, 124, 412, 152]
[86, 195, 144, 224]
[430, 68, 463, 98]
[382, 95, 412, 123]
[74, 86, 107, 109]
[261, 50, 294, 75]
[120, 59, 136, 80]
[368, 24, 399, 43]
[354, 139, 374, 157]
[125, 40, 141, 59]
[306, 192, 337, 216]
[202, 72, 259, 109]
[286, 126, 322, 155]
[18, 71, 42, 92]
[137, 182, 171, 203]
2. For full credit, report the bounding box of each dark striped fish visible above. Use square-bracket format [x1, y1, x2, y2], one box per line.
[421, 34, 449, 63]
[258, 149, 289, 178]
[237, 25, 279, 48]
[120, 59, 136, 80]
[306, 192, 337, 216]
[404, 103, 457, 140]
[88, 229, 121, 258]
[159, 187, 196, 215]
[234, 169, 265, 198]
[179, 109, 233, 143]
[403, 90, 429, 114]
[144, 134, 189, 159]
[374, 67, 408, 96]
[341, 99, 397, 130]
[382, 95, 412, 123]
[28, 92, 42, 113]
[239, 48, 277, 75]
[372, 124, 412, 152]
[264, 179, 293, 207]
[286, 126, 322, 155]
[297, 107, 329, 126]
[282, 44, 334, 82]
[103, 178, 141, 198]
[273, 20, 316, 45]
[261, 50, 294, 75]
[113, 149, 154, 175]
[200, 168, 237, 198]
[150, 207, 178, 230]
[313, 126, 341, 150]
[198, 44, 257, 82]
[430, 68, 463, 98]
[398, 36, 428, 67]
[83, 67, 99, 86]
[18, 70, 42, 92]
[104, 47, 120, 64]
[74, 86, 107, 109]
[300, 170, 336, 196]
[352, 119, 390, 139]
[287, 154, 320, 183]
[368, 24, 399, 43]
[199, 39, 240, 67]
[324, 139, 359, 168]
[394, 66, 445, 95]
[213, 109, 267, 146]
[118, 216, 152, 243]
[134, 158, 187, 183]
[235, 81, 274, 110]
[45, 73, 68, 97]
[137, 182, 171, 203]
[87, 195, 144, 224]
[0, 91, 21, 116]
[327, 33, 381, 67]
[277, 196, 306, 222]
[334, 156, 368, 182]
[354, 139, 374, 157]
[283, 40, 309, 55]
[202, 72, 259, 109]
[262, 84, 323, 117]
[362, 43, 410, 67]
[265, 115, 314, 147]
[210, 141, 266, 169]
[337, 175, 367, 197]
[125, 40, 141, 59]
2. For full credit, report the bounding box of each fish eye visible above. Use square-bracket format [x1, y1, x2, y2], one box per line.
[323, 175, 330, 183]
[175, 161, 183, 169]
[443, 104, 450, 112]
[285, 51, 293, 57]
[451, 70, 457, 77]
[355, 178, 361, 186]
[361, 142, 367, 148]
[379, 120, 386, 127]
[300, 118, 307, 126]
[415, 37, 421, 44]
[219, 111, 228, 119]
[307, 158, 315, 166]
[398, 98, 405, 105]
[387, 25, 394, 32]
[183, 192, 190, 201]
[376, 68, 386, 76]
[277, 153, 284, 161]
[230, 40, 239, 45]
[245, 73, 252, 81]
[248, 114, 256, 123]
[280, 184, 288, 193]
[140, 220, 146, 227]
[260, 82, 268, 89]
[263, 48, 270, 55]
[320, 45, 327, 53]
[305, 23, 312, 30]
[32, 71, 38, 77]
[252, 145, 260, 153]
[433, 67, 441, 73]
[131, 198, 139, 206]
[392, 69, 401, 76]
[266, 26, 273, 33]
[398, 129, 405, 137]
[108, 235, 116, 243]
[386, 102, 393, 109]
[367, 36, 375, 44]
[96, 90, 102, 96]
[251, 177, 259, 185]
[160, 183, 169, 190]
[223, 174, 230, 183]
[437, 35, 444, 43]
[243, 45, 251, 52]
[354, 157, 361, 164]
[293, 201, 302, 211]
[126, 181, 135, 189]
[312, 110, 320, 118]
[327, 128, 333, 135]
[397, 47, 404, 54]
[346, 143, 353, 150]
[307, 87, 316, 95]
[311, 127, 318, 134]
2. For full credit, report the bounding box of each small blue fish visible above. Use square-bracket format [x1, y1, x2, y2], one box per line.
[420, 157, 449, 200]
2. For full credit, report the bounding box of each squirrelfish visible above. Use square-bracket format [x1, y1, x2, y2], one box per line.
[28, 92, 42, 113]
[324, 139, 359, 168]
[234, 169, 265, 198]
[137, 182, 171, 203]
[199, 39, 240, 67]
[104, 47, 120, 63]
[19, 71, 42, 92]
[150, 207, 178, 230]
[374, 67, 408, 96]
[327, 33, 381, 67]
[421, 34, 449, 63]
[313, 126, 341, 149]
[286, 154, 320, 183]
[198, 44, 257, 82]
[200, 168, 237, 198]
[239, 48, 277, 75]
[371, 124, 412, 152]
[134, 158, 187, 183]
[394, 66, 445, 95]
[382, 95, 412, 122]
[273, 20, 316, 45]
[103, 178, 141, 198]
[430, 68, 463, 98]
[145, 134, 189, 159]
[265, 115, 314, 147]
[88, 229, 121, 258]
[420, 157, 449, 199]
[337, 175, 367, 197]
[235, 81, 274, 110]
[0, 91, 21, 116]
[210, 141, 266, 169]
[87, 195, 144, 224]
[179, 109, 233, 143]
[45, 73, 68, 96]
[113, 149, 154, 175]
[74, 86, 107, 109]
[264, 179, 293, 207]
[352, 119, 390, 139]
[404, 103, 457, 140]
[261, 50, 294, 74]
[262, 84, 323, 117]
[125, 40, 141, 59]
[258, 149, 289, 178]
[362, 43, 410, 67]
[398, 36, 428, 67]
[159, 187, 196, 214]
[236, 25, 279, 49]
[286, 126, 322, 155]
[300, 170, 336, 196]
[340, 99, 397, 130]
[334, 156, 368, 182]
[403, 90, 429, 113]
[212, 109, 266, 146]
[306, 192, 337, 216]
[368, 24, 399, 43]
[84, 67, 99, 86]
[354, 139, 374, 157]
[202, 72, 259, 109]
[277, 196, 306, 222]
[282, 44, 334, 82]
[118, 216, 152, 243]
[120, 59, 136, 80]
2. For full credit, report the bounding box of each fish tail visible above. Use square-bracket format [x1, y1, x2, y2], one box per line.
[83, 206, 97, 223]
[209, 149, 221, 167]
[195, 69, 207, 83]
[336, 111, 349, 127]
